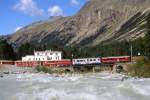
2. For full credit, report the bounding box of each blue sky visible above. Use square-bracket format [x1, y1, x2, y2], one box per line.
[0, 0, 88, 35]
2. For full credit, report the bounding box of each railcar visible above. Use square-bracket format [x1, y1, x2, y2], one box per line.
[15, 61, 40, 67]
[43, 59, 72, 67]
[72, 58, 101, 66]
[101, 56, 131, 63]
[0, 60, 14, 65]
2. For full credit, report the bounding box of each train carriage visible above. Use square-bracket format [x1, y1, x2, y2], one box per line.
[0, 60, 14, 65]
[15, 61, 40, 67]
[43, 59, 72, 67]
[72, 58, 101, 66]
[101, 56, 131, 64]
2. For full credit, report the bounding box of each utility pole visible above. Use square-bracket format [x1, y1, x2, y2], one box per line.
[130, 44, 133, 62]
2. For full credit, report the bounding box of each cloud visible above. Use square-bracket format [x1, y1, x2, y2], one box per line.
[71, 0, 80, 6]
[15, 26, 22, 32]
[48, 5, 63, 16]
[14, 0, 44, 16]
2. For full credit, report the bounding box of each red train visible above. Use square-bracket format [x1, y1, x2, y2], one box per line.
[15, 61, 40, 67]
[101, 56, 131, 64]
[0, 56, 131, 67]
[0, 60, 14, 65]
[43, 59, 72, 67]
[14, 59, 72, 67]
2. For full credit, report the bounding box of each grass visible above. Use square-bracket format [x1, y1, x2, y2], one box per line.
[127, 57, 150, 78]
[36, 66, 53, 74]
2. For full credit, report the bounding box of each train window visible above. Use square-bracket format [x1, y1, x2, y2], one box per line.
[81, 60, 84, 62]
[78, 60, 83, 62]
[93, 59, 96, 61]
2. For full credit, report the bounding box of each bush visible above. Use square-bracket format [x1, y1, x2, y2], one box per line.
[128, 57, 150, 77]
[36, 66, 52, 74]
[36, 66, 72, 74]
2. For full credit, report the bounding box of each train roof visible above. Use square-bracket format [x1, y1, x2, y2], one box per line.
[102, 56, 130, 58]
[73, 57, 100, 59]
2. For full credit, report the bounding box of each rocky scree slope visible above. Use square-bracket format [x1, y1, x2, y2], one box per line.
[7, 0, 150, 47]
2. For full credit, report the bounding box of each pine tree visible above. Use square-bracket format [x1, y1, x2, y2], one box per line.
[18, 43, 35, 59]
[145, 12, 150, 59]
[0, 39, 16, 60]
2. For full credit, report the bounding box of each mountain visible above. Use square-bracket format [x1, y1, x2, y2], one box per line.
[0, 35, 9, 40]
[8, 0, 150, 48]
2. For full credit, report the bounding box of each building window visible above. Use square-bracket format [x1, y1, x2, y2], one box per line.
[45, 53, 47, 56]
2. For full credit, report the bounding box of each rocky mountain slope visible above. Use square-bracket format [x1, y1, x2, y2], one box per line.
[7, 0, 150, 47]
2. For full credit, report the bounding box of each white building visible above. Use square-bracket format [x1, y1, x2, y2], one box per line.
[22, 50, 62, 61]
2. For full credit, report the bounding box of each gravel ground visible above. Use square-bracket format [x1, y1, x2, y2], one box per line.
[0, 65, 34, 74]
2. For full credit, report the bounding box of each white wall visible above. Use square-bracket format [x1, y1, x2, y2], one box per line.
[34, 56, 47, 61]
[22, 50, 62, 61]
[22, 56, 35, 61]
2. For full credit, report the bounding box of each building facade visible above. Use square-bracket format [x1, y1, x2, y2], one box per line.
[22, 50, 62, 61]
